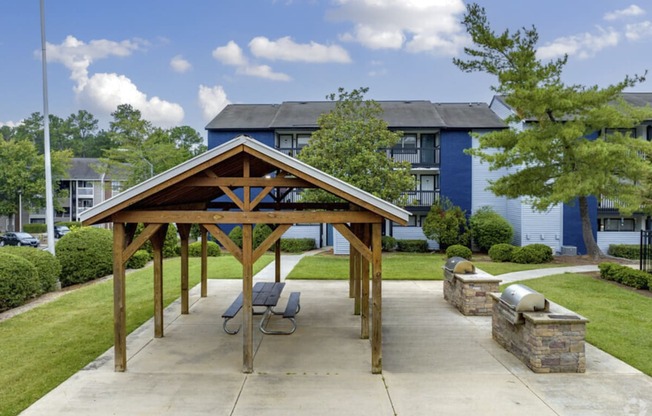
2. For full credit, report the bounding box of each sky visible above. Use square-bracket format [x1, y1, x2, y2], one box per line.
[2, 0, 652, 139]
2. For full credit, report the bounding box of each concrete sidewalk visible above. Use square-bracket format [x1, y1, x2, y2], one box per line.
[21, 262, 652, 415]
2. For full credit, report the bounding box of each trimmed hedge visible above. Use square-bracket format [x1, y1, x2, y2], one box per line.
[488, 243, 516, 262]
[253, 224, 273, 249]
[56, 227, 113, 287]
[599, 262, 650, 290]
[126, 250, 151, 269]
[229, 226, 243, 248]
[396, 239, 429, 253]
[188, 241, 222, 257]
[0, 246, 61, 294]
[511, 244, 553, 264]
[608, 244, 640, 260]
[23, 223, 47, 234]
[446, 244, 472, 260]
[280, 238, 316, 253]
[382, 236, 397, 252]
[0, 252, 40, 311]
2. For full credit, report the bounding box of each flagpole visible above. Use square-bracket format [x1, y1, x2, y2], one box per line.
[40, 0, 56, 266]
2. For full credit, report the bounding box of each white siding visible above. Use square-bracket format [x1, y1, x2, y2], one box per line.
[507, 198, 522, 246]
[471, 133, 508, 217]
[520, 203, 563, 253]
[282, 225, 321, 248]
[597, 231, 640, 253]
[489, 98, 513, 121]
[333, 228, 349, 255]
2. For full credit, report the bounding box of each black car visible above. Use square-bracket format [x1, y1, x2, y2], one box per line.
[0, 232, 40, 247]
[54, 225, 70, 239]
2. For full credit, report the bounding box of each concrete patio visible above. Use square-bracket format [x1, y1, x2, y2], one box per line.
[21, 276, 652, 415]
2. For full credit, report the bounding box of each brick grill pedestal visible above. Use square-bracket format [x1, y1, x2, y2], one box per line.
[489, 293, 589, 373]
[443, 273, 501, 316]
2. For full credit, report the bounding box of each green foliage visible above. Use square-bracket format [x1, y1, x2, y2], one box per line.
[229, 226, 243, 248]
[188, 241, 221, 257]
[298, 87, 413, 205]
[135, 224, 179, 258]
[280, 238, 316, 253]
[445, 244, 472, 260]
[488, 243, 516, 262]
[396, 239, 429, 253]
[454, 4, 652, 258]
[56, 227, 113, 286]
[382, 235, 397, 251]
[0, 246, 61, 294]
[126, 250, 151, 269]
[253, 223, 273, 249]
[469, 206, 513, 251]
[422, 197, 470, 250]
[511, 244, 553, 264]
[599, 262, 649, 289]
[22, 223, 47, 234]
[608, 244, 640, 260]
[0, 252, 40, 311]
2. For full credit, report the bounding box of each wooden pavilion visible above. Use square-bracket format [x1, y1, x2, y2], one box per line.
[80, 135, 410, 374]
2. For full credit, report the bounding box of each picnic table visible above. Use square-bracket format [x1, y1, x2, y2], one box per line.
[222, 282, 300, 335]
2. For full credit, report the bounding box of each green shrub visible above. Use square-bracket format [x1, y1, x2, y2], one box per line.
[126, 250, 151, 269]
[0, 246, 61, 294]
[599, 262, 649, 289]
[280, 238, 316, 253]
[253, 224, 273, 249]
[23, 223, 47, 234]
[488, 243, 516, 262]
[396, 239, 429, 253]
[608, 244, 640, 260]
[56, 227, 113, 286]
[469, 206, 513, 252]
[445, 244, 472, 260]
[229, 226, 243, 248]
[188, 241, 221, 257]
[0, 252, 40, 311]
[422, 197, 469, 250]
[382, 236, 397, 252]
[511, 244, 553, 264]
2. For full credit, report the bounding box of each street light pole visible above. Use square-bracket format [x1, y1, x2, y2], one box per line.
[17, 190, 22, 232]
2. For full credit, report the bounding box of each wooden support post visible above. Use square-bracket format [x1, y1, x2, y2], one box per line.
[112, 222, 127, 372]
[349, 240, 355, 298]
[242, 223, 254, 373]
[371, 222, 383, 374]
[353, 224, 361, 316]
[177, 224, 191, 314]
[361, 224, 370, 339]
[275, 238, 281, 283]
[200, 226, 208, 297]
[151, 224, 168, 339]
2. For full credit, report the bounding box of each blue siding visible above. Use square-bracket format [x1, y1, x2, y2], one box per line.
[440, 130, 472, 214]
[563, 197, 597, 255]
[207, 130, 275, 149]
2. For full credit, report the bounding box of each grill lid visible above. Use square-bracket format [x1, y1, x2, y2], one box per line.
[443, 257, 475, 274]
[500, 284, 545, 312]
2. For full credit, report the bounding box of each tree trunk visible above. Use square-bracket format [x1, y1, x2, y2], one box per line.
[578, 196, 603, 260]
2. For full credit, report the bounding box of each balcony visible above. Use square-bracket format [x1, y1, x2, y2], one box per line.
[276, 146, 440, 167]
[404, 190, 438, 208]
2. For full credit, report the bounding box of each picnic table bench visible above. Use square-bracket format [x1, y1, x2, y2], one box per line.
[222, 282, 300, 335]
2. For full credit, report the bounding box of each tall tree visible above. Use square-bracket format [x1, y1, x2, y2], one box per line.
[298, 87, 413, 204]
[66, 110, 100, 157]
[453, 4, 652, 259]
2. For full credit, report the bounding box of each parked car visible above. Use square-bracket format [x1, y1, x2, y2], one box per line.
[0, 232, 40, 247]
[54, 225, 71, 239]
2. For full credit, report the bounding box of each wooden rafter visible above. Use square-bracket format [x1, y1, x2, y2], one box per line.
[122, 223, 162, 264]
[252, 224, 291, 263]
[203, 223, 243, 264]
[333, 223, 372, 263]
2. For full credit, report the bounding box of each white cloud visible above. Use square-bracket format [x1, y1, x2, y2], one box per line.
[537, 27, 620, 60]
[0, 120, 21, 128]
[625, 21, 652, 40]
[45, 35, 184, 127]
[170, 55, 192, 73]
[604, 5, 645, 21]
[198, 85, 231, 121]
[212, 41, 291, 81]
[249, 36, 351, 63]
[329, 0, 467, 55]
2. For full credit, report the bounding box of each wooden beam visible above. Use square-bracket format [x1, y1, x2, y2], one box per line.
[183, 176, 314, 188]
[332, 223, 372, 263]
[243, 155, 250, 211]
[177, 223, 191, 315]
[361, 224, 370, 340]
[371, 222, 383, 374]
[114, 210, 383, 225]
[112, 222, 127, 372]
[200, 225, 208, 297]
[123, 223, 161, 265]
[252, 224, 291, 263]
[203, 224, 243, 264]
[218, 186, 245, 211]
[242, 224, 254, 373]
[151, 224, 168, 338]
[249, 186, 274, 211]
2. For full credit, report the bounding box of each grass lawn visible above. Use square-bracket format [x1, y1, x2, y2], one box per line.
[505, 273, 652, 377]
[287, 252, 573, 280]
[0, 254, 273, 416]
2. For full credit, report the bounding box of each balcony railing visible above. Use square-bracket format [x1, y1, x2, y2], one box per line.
[404, 190, 438, 207]
[276, 146, 440, 167]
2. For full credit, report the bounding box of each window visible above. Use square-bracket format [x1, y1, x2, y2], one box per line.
[599, 218, 636, 232]
[393, 134, 417, 154]
[296, 134, 311, 151]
